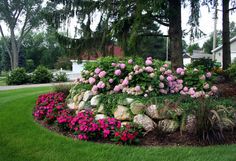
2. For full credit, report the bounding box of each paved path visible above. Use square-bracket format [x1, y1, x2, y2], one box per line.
[0, 82, 74, 91]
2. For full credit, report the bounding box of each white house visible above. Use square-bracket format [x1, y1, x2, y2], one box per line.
[183, 50, 212, 66]
[212, 36, 236, 65]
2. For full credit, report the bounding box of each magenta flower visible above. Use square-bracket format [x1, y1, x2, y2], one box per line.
[99, 71, 106, 78]
[114, 69, 121, 76]
[95, 68, 101, 74]
[119, 63, 126, 69]
[88, 77, 96, 84]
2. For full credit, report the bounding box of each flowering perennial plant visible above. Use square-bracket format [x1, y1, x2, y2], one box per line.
[77, 57, 218, 98]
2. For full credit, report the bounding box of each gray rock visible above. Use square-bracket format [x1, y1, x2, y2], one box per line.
[118, 98, 134, 105]
[158, 119, 179, 133]
[95, 114, 107, 120]
[114, 105, 131, 121]
[133, 114, 156, 131]
[145, 105, 160, 119]
[130, 101, 145, 114]
[97, 104, 105, 114]
[186, 114, 197, 134]
[68, 102, 77, 110]
[83, 91, 93, 102]
[78, 101, 85, 111]
[90, 95, 100, 106]
[77, 92, 84, 103]
[121, 121, 131, 127]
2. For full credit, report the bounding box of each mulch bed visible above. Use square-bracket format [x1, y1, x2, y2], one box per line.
[216, 82, 236, 100]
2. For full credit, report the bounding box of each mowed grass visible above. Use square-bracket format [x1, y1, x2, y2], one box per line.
[1, 87, 236, 161]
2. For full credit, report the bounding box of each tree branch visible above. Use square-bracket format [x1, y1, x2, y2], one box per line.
[228, 7, 236, 11]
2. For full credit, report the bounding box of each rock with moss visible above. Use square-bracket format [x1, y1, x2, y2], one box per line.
[97, 104, 105, 114]
[185, 114, 197, 133]
[78, 101, 85, 111]
[158, 119, 179, 133]
[145, 105, 160, 119]
[90, 95, 100, 106]
[130, 101, 146, 115]
[118, 98, 135, 106]
[133, 114, 156, 131]
[83, 91, 93, 102]
[114, 105, 131, 121]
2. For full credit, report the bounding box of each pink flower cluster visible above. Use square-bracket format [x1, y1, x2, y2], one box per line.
[34, 93, 66, 123]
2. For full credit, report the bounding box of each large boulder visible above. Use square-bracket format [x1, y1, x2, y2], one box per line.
[158, 119, 179, 133]
[83, 91, 93, 102]
[145, 105, 160, 119]
[68, 102, 77, 110]
[78, 101, 85, 111]
[90, 95, 100, 106]
[133, 114, 156, 131]
[114, 105, 131, 121]
[130, 101, 146, 115]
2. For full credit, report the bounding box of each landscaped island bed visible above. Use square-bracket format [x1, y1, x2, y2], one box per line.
[33, 57, 236, 146]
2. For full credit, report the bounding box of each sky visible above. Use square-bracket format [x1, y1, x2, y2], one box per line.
[1, 3, 236, 47]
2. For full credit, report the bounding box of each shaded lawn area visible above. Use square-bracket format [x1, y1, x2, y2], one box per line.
[0, 87, 236, 161]
[0, 77, 6, 86]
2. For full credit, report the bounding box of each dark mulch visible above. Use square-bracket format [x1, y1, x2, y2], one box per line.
[216, 82, 236, 99]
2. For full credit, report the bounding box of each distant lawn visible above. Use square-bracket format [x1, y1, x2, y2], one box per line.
[0, 77, 6, 86]
[1, 87, 236, 161]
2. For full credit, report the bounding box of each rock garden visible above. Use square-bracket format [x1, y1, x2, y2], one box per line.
[34, 57, 236, 145]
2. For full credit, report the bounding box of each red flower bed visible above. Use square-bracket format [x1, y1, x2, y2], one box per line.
[33, 93, 142, 144]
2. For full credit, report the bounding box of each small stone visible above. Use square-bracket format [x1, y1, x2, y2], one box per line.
[95, 114, 107, 120]
[90, 95, 100, 106]
[73, 94, 79, 102]
[83, 91, 93, 102]
[78, 101, 85, 111]
[133, 114, 156, 131]
[68, 102, 76, 110]
[186, 114, 197, 133]
[114, 105, 131, 121]
[130, 101, 146, 114]
[158, 119, 179, 133]
[121, 121, 131, 127]
[97, 104, 105, 114]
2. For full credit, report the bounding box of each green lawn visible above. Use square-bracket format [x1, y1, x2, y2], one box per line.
[1, 87, 236, 161]
[0, 77, 6, 86]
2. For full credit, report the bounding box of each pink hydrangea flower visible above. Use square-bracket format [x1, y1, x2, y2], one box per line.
[122, 79, 129, 86]
[177, 79, 183, 84]
[135, 85, 141, 92]
[180, 71, 185, 75]
[159, 82, 164, 88]
[176, 67, 184, 74]
[203, 83, 209, 89]
[167, 76, 173, 82]
[211, 86, 218, 93]
[159, 75, 165, 81]
[128, 59, 133, 64]
[183, 87, 189, 92]
[160, 67, 165, 72]
[119, 63, 126, 69]
[92, 85, 98, 92]
[114, 69, 121, 76]
[199, 75, 206, 80]
[180, 91, 186, 95]
[109, 78, 114, 83]
[113, 85, 121, 92]
[95, 68, 101, 74]
[159, 89, 167, 94]
[163, 64, 169, 68]
[145, 59, 152, 65]
[189, 88, 195, 95]
[88, 77, 96, 84]
[145, 66, 154, 73]
[206, 72, 212, 78]
[111, 63, 116, 67]
[147, 56, 152, 60]
[97, 81, 105, 89]
[98, 71, 106, 78]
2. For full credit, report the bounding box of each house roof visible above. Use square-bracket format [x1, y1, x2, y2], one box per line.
[183, 53, 191, 58]
[191, 50, 212, 59]
[212, 36, 236, 53]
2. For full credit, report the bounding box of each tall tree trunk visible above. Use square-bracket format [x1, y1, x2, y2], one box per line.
[222, 0, 231, 70]
[168, 0, 183, 69]
[10, 30, 19, 69]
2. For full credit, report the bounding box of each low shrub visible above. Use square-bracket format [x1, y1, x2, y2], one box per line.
[227, 63, 236, 80]
[187, 59, 221, 72]
[6, 68, 29, 85]
[32, 66, 53, 84]
[53, 72, 68, 82]
[53, 83, 74, 96]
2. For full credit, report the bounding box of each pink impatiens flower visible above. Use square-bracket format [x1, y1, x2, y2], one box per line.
[114, 69, 122, 76]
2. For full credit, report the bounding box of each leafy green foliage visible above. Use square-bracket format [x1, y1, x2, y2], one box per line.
[6, 68, 29, 85]
[31, 66, 53, 84]
[187, 59, 221, 72]
[227, 63, 236, 80]
[53, 84, 74, 96]
[53, 72, 68, 82]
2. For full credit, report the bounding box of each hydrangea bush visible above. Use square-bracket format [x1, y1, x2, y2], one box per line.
[77, 56, 218, 98]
